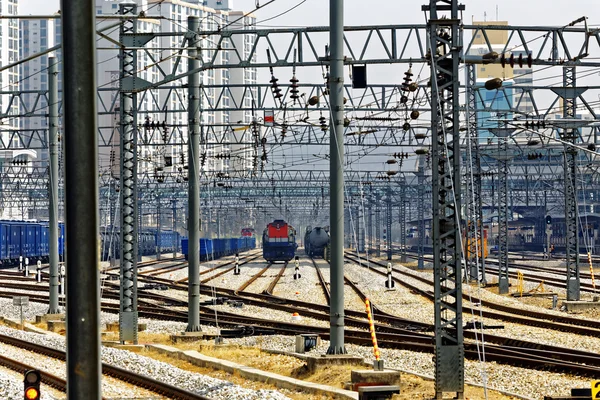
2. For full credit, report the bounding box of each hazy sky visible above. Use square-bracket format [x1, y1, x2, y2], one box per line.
[19, 0, 600, 28]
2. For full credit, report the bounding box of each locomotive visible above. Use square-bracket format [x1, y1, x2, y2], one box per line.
[304, 226, 330, 258]
[241, 228, 256, 237]
[262, 219, 298, 262]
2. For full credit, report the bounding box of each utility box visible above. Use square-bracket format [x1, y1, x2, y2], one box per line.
[295, 334, 319, 353]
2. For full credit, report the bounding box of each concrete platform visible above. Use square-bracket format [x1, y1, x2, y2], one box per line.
[102, 341, 145, 353]
[35, 313, 65, 324]
[351, 369, 401, 385]
[148, 344, 358, 400]
[563, 300, 600, 311]
[3, 318, 48, 335]
[170, 331, 204, 343]
[305, 354, 365, 373]
[357, 385, 400, 400]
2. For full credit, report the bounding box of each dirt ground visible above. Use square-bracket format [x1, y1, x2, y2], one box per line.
[131, 333, 522, 400]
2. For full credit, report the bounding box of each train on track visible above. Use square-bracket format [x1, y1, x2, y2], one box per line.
[241, 228, 255, 237]
[181, 237, 256, 261]
[0, 220, 180, 268]
[100, 228, 180, 262]
[0, 220, 65, 268]
[304, 226, 330, 258]
[262, 219, 298, 262]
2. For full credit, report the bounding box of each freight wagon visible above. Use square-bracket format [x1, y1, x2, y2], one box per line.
[181, 237, 256, 261]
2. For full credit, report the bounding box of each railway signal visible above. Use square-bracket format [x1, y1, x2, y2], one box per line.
[23, 369, 40, 400]
[385, 262, 395, 289]
[233, 253, 240, 275]
[293, 256, 301, 279]
[36, 260, 42, 283]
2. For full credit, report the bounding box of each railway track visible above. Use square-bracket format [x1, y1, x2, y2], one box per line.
[0, 353, 71, 398]
[344, 251, 600, 335]
[402, 250, 600, 293]
[263, 262, 288, 295]
[6, 253, 600, 378]
[0, 333, 214, 400]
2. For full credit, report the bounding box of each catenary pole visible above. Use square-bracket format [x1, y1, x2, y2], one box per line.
[61, 0, 101, 397]
[47, 56, 60, 315]
[327, 0, 346, 354]
[186, 15, 202, 332]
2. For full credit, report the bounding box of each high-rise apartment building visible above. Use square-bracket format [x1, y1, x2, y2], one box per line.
[95, 0, 257, 180]
[19, 16, 62, 162]
[1, 0, 20, 147]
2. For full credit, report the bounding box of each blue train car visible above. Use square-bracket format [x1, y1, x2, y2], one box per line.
[182, 236, 256, 261]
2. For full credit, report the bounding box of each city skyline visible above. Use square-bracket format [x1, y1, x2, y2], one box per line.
[19, 0, 600, 28]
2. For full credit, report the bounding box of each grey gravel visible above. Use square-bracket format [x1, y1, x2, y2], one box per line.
[0, 326, 290, 400]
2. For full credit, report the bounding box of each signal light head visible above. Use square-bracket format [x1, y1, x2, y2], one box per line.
[25, 387, 39, 400]
[24, 370, 41, 400]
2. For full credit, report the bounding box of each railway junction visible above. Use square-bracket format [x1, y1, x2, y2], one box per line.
[1, 0, 600, 399]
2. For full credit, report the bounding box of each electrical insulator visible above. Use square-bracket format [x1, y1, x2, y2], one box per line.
[400, 95, 408, 104]
[290, 75, 299, 103]
[308, 96, 319, 106]
[402, 122, 411, 131]
[402, 67, 413, 91]
[270, 75, 282, 99]
[319, 115, 327, 132]
[482, 51, 499, 64]
[410, 110, 420, 120]
[484, 78, 503, 91]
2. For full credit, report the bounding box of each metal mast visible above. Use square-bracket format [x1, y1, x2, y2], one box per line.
[386, 186, 392, 260]
[187, 15, 202, 332]
[119, 2, 140, 344]
[465, 64, 486, 283]
[425, 0, 464, 397]
[399, 181, 407, 263]
[489, 127, 515, 294]
[47, 56, 60, 315]
[375, 192, 381, 257]
[172, 199, 178, 259]
[417, 158, 426, 270]
[327, 0, 346, 355]
[558, 66, 583, 301]
[156, 193, 161, 260]
[62, 0, 101, 396]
